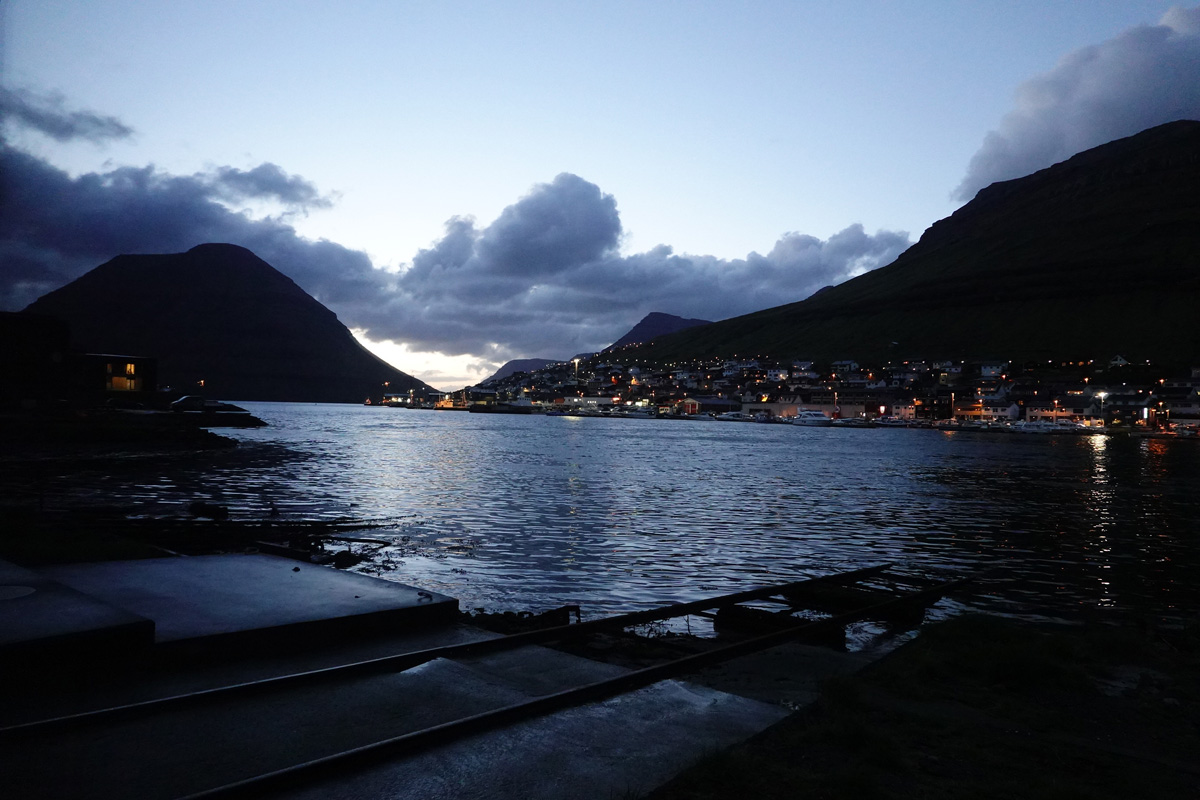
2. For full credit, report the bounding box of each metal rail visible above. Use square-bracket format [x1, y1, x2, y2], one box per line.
[0, 563, 891, 739]
[180, 575, 970, 799]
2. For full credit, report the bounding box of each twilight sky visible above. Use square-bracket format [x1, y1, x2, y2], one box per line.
[3, 2, 1199, 389]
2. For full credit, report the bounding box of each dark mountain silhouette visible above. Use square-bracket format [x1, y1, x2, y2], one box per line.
[605, 312, 712, 351]
[642, 120, 1200, 367]
[24, 244, 434, 402]
[480, 358, 558, 384]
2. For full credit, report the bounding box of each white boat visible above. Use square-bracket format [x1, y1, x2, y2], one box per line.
[873, 416, 909, 427]
[791, 410, 832, 427]
[1010, 420, 1056, 434]
[714, 411, 754, 422]
[831, 417, 871, 428]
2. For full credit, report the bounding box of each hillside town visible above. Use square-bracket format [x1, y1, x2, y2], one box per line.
[394, 352, 1200, 432]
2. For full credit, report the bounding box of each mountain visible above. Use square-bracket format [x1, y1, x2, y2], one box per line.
[24, 243, 435, 402]
[480, 358, 558, 384]
[640, 120, 1200, 367]
[605, 312, 712, 351]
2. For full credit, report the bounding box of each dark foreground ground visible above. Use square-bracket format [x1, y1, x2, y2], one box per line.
[648, 613, 1200, 799]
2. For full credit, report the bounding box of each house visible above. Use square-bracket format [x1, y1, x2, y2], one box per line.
[683, 395, 741, 414]
[80, 353, 158, 398]
[722, 359, 759, 377]
[1094, 391, 1157, 426]
[1025, 401, 1083, 422]
[979, 361, 1008, 378]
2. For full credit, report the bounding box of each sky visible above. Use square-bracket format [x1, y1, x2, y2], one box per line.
[2, 2, 1199, 390]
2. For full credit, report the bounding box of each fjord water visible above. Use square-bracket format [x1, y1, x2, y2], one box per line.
[79, 404, 1200, 620]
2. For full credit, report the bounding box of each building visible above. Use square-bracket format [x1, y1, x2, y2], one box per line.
[79, 353, 159, 404]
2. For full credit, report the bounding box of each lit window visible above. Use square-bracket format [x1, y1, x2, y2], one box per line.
[126, 363, 136, 376]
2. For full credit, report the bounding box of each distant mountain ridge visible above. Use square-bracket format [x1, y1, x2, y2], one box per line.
[643, 120, 1200, 367]
[480, 358, 559, 384]
[24, 243, 434, 402]
[604, 312, 712, 351]
[480, 313, 712, 385]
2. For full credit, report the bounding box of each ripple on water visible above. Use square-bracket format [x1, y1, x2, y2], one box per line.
[17, 402, 1200, 619]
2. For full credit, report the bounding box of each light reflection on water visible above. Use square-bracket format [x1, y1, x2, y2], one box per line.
[29, 403, 1200, 620]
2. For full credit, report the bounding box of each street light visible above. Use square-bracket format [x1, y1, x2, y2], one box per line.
[1096, 391, 1108, 426]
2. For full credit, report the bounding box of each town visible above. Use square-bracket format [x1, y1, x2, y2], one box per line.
[389, 351, 1200, 433]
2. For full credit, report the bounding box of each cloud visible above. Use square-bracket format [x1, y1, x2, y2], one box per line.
[208, 163, 333, 210]
[381, 175, 909, 359]
[954, 6, 1200, 201]
[0, 87, 134, 143]
[1, 142, 909, 362]
[0, 143, 385, 311]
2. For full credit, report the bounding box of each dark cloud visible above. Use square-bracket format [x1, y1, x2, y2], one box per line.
[1, 144, 909, 362]
[383, 176, 909, 359]
[0, 144, 385, 310]
[477, 173, 620, 277]
[208, 163, 333, 210]
[955, 6, 1200, 201]
[0, 87, 134, 143]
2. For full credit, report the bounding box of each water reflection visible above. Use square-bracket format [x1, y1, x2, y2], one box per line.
[16, 402, 1200, 620]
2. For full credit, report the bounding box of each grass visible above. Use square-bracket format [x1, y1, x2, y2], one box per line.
[647, 614, 1200, 799]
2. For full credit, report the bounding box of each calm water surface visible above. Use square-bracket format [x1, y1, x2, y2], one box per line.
[38, 403, 1200, 621]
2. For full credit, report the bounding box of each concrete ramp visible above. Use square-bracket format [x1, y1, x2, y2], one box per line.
[275, 672, 789, 800]
[40, 554, 457, 653]
[0, 558, 154, 661]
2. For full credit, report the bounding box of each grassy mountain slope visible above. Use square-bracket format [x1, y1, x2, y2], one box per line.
[25, 243, 434, 402]
[644, 121, 1200, 367]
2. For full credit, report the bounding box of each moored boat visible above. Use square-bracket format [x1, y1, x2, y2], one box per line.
[467, 396, 541, 414]
[791, 410, 832, 427]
